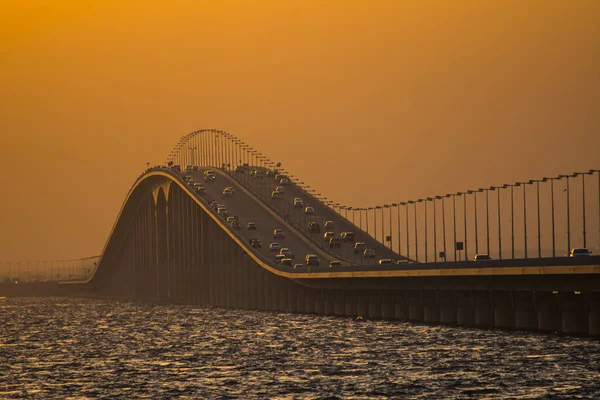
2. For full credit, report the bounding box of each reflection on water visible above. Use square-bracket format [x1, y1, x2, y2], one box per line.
[1, 297, 599, 398]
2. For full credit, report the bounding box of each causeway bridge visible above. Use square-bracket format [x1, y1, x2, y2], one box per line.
[4, 129, 600, 335]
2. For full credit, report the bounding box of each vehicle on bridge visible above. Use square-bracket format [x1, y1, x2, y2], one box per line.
[274, 254, 287, 264]
[204, 170, 217, 182]
[271, 191, 282, 200]
[209, 200, 219, 211]
[293, 263, 304, 269]
[473, 254, 491, 261]
[570, 248, 592, 257]
[363, 249, 376, 259]
[279, 178, 290, 185]
[305, 254, 320, 266]
[247, 221, 257, 230]
[185, 165, 194, 172]
[193, 183, 206, 194]
[304, 206, 315, 215]
[269, 242, 281, 252]
[280, 258, 293, 267]
[293, 198, 304, 208]
[275, 185, 285, 194]
[249, 238, 262, 248]
[273, 229, 285, 239]
[217, 206, 228, 217]
[378, 259, 394, 265]
[308, 221, 320, 233]
[329, 260, 341, 267]
[323, 231, 336, 242]
[329, 237, 342, 248]
[170, 164, 181, 173]
[279, 248, 294, 259]
[353, 242, 366, 254]
[223, 187, 235, 196]
[341, 232, 354, 242]
[324, 221, 335, 230]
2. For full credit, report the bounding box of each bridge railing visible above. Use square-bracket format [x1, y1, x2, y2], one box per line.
[0, 256, 99, 284]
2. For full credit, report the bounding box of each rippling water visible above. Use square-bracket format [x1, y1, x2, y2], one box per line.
[1, 297, 599, 399]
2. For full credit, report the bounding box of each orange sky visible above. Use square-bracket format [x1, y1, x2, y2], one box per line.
[1, 0, 599, 261]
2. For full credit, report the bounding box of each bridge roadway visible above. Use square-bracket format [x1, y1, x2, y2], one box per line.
[190, 169, 339, 268]
[229, 168, 402, 264]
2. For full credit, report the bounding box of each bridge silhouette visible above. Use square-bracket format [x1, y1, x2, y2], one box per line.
[3, 129, 599, 335]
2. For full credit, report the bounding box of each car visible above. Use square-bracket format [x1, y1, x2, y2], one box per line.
[363, 249, 376, 259]
[223, 187, 235, 196]
[473, 254, 491, 261]
[254, 170, 265, 179]
[570, 248, 592, 257]
[324, 221, 335, 230]
[210, 200, 219, 211]
[187, 179, 195, 187]
[273, 229, 285, 239]
[354, 242, 366, 254]
[280, 178, 290, 185]
[329, 237, 342, 248]
[247, 222, 257, 230]
[170, 165, 181, 173]
[274, 173, 287, 181]
[378, 259, 394, 265]
[203, 170, 217, 182]
[293, 198, 304, 208]
[293, 263, 304, 269]
[341, 232, 354, 242]
[396, 259, 410, 264]
[271, 191, 282, 200]
[329, 260, 341, 267]
[192, 165, 199, 171]
[279, 248, 294, 259]
[308, 221, 320, 233]
[323, 231, 336, 242]
[217, 206, 228, 217]
[184, 175, 193, 182]
[280, 258, 293, 267]
[266, 170, 276, 177]
[194, 185, 206, 194]
[304, 206, 315, 215]
[305, 254, 320, 266]
[185, 165, 193, 172]
[226, 216, 236, 225]
[249, 238, 262, 248]
[276, 185, 285, 194]
[270, 242, 281, 252]
[274, 254, 287, 264]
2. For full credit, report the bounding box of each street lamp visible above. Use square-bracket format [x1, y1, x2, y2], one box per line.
[392, 203, 400, 255]
[408, 200, 416, 261]
[478, 187, 493, 256]
[591, 169, 600, 251]
[575, 171, 595, 248]
[558, 174, 572, 252]
[544, 176, 558, 257]
[503, 183, 518, 259]
[436, 195, 447, 262]
[529, 178, 546, 258]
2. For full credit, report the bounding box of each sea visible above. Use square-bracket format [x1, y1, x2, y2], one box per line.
[1, 297, 599, 399]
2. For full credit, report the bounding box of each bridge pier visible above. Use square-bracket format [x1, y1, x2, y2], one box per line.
[325, 293, 336, 315]
[314, 293, 324, 315]
[334, 294, 345, 316]
[493, 292, 516, 329]
[423, 292, 440, 323]
[407, 292, 424, 321]
[560, 293, 589, 334]
[357, 295, 369, 318]
[368, 295, 382, 319]
[439, 292, 457, 324]
[381, 296, 394, 319]
[473, 293, 494, 327]
[304, 291, 315, 314]
[345, 295, 357, 317]
[394, 295, 408, 320]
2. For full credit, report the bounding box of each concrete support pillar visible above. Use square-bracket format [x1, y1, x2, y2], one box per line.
[325, 293, 336, 315]
[513, 292, 536, 330]
[393, 295, 408, 320]
[473, 293, 494, 327]
[381, 296, 394, 319]
[304, 291, 315, 314]
[560, 293, 589, 334]
[334, 295, 346, 316]
[345, 295, 357, 317]
[288, 290, 298, 313]
[356, 296, 369, 318]
[296, 292, 305, 314]
[407, 293, 424, 321]
[368, 295, 382, 319]
[423, 292, 440, 323]
[493, 292, 516, 329]
[314, 293, 324, 315]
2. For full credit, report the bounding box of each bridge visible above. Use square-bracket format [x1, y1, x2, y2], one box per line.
[3, 129, 599, 335]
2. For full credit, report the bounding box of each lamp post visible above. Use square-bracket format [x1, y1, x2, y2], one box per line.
[591, 169, 600, 251]
[437, 195, 447, 262]
[432, 197, 438, 262]
[479, 187, 492, 256]
[386, 204, 392, 249]
[472, 190, 480, 255]
[460, 192, 468, 261]
[559, 174, 572, 252]
[417, 199, 423, 262]
[503, 183, 517, 259]
[529, 179, 545, 258]
[577, 171, 594, 248]
[393, 203, 400, 255]
[544, 176, 557, 257]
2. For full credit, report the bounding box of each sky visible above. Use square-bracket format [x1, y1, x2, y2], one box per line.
[1, 0, 599, 262]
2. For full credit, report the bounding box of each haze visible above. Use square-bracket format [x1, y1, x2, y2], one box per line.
[1, 0, 598, 262]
